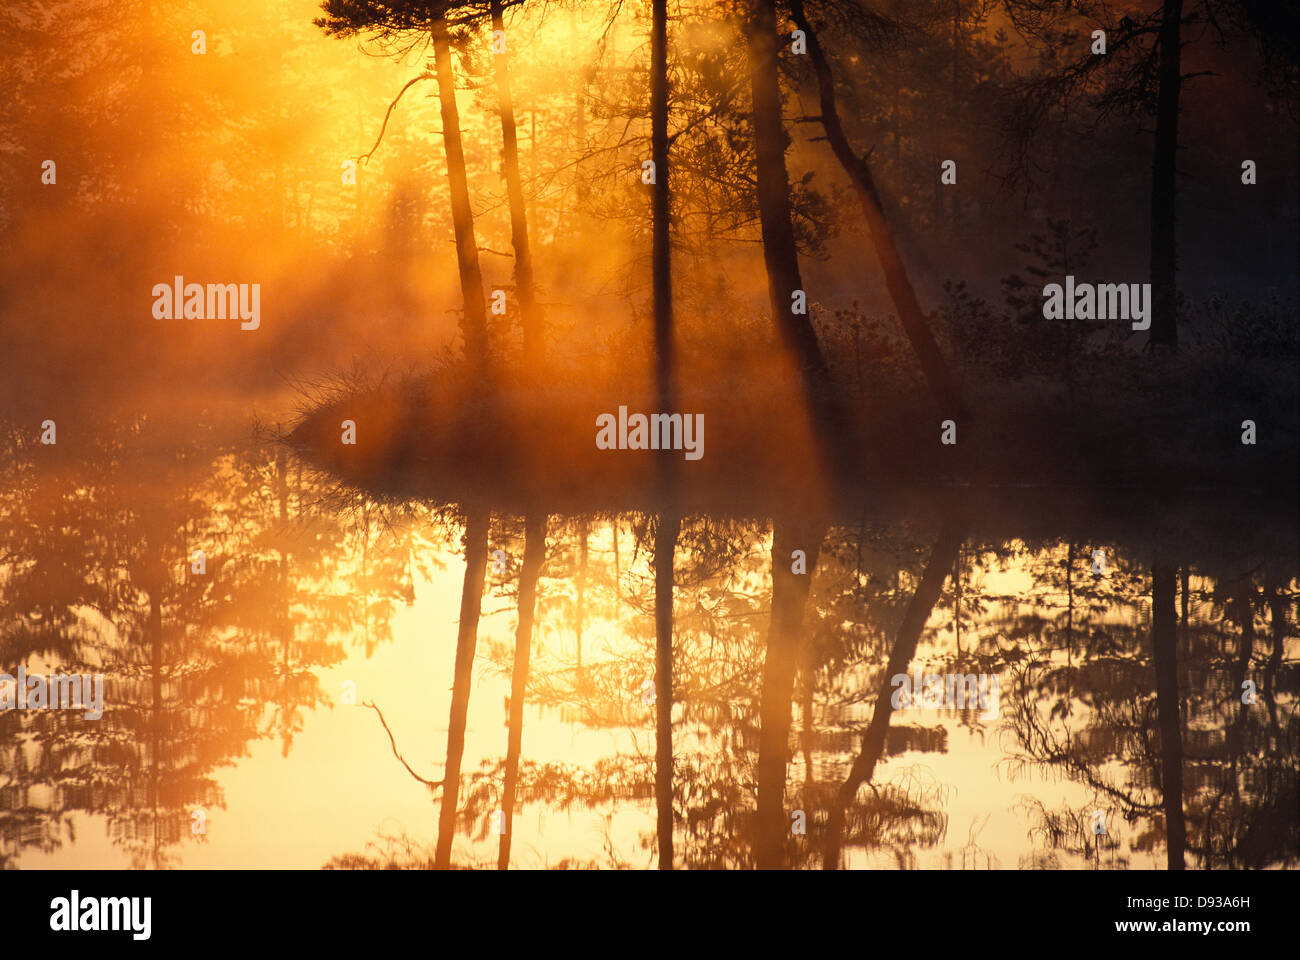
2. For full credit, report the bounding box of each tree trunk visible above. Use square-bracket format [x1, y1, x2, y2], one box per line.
[800, 639, 816, 786]
[613, 519, 621, 611]
[950, 0, 961, 227]
[498, 512, 547, 869]
[576, 517, 588, 671]
[745, 0, 852, 477]
[490, 0, 542, 367]
[756, 517, 825, 868]
[652, 0, 677, 870]
[432, 16, 490, 370]
[789, 0, 966, 421]
[823, 514, 965, 869]
[652, 0, 674, 414]
[1263, 578, 1285, 745]
[1232, 577, 1255, 722]
[149, 582, 164, 870]
[1149, 0, 1183, 349]
[654, 510, 679, 869]
[1152, 559, 1186, 869]
[434, 505, 490, 868]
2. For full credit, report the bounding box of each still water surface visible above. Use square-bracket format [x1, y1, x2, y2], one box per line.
[3, 414, 1295, 869]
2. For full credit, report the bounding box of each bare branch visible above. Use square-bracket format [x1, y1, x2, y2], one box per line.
[363, 700, 444, 791]
[358, 73, 434, 165]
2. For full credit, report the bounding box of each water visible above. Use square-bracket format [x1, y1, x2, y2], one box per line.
[3, 415, 1294, 869]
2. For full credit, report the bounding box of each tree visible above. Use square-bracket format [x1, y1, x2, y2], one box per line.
[435, 505, 490, 866]
[1152, 558, 1186, 868]
[650, 0, 679, 869]
[789, 0, 967, 420]
[316, 1, 493, 371]
[755, 518, 825, 868]
[743, 0, 854, 479]
[497, 512, 546, 868]
[1003, 0, 1250, 351]
[654, 510, 679, 868]
[490, 0, 544, 367]
[822, 512, 965, 869]
[1149, 0, 1183, 349]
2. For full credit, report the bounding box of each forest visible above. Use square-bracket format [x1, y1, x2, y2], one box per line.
[0, 0, 1296, 871]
